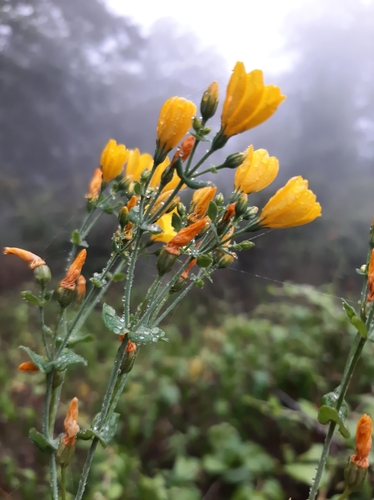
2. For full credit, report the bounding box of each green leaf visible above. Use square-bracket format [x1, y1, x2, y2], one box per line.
[112, 272, 126, 282]
[77, 429, 95, 441]
[29, 428, 58, 453]
[139, 223, 163, 234]
[66, 333, 93, 347]
[102, 303, 125, 335]
[71, 229, 81, 245]
[197, 254, 213, 268]
[351, 316, 368, 338]
[172, 212, 182, 232]
[44, 290, 54, 301]
[342, 299, 367, 338]
[129, 205, 140, 222]
[356, 268, 366, 276]
[53, 349, 87, 371]
[207, 201, 218, 220]
[129, 325, 168, 344]
[92, 412, 120, 447]
[19, 346, 51, 373]
[173, 456, 200, 482]
[21, 291, 43, 306]
[318, 405, 350, 438]
[42, 325, 53, 337]
[133, 182, 142, 195]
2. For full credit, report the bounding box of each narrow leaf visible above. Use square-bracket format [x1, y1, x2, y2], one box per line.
[29, 428, 58, 453]
[21, 291, 43, 306]
[53, 349, 87, 371]
[19, 346, 51, 373]
[102, 303, 124, 334]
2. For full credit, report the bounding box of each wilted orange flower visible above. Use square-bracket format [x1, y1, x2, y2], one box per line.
[351, 414, 372, 468]
[188, 186, 217, 223]
[3, 247, 46, 269]
[18, 361, 39, 372]
[126, 341, 137, 353]
[178, 136, 195, 162]
[101, 139, 129, 183]
[222, 203, 236, 222]
[221, 62, 286, 138]
[367, 249, 374, 302]
[62, 397, 79, 447]
[165, 217, 209, 256]
[76, 275, 86, 302]
[127, 195, 137, 211]
[157, 97, 197, 155]
[181, 258, 197, 280]
[60, 249, 87, 291]
[86, 168, 102, 201]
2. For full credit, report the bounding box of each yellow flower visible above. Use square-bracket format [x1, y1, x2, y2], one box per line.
[150, 156, 182, 192]
[126, 149, 153, 182]
[100, 139, 129, 183]
[259, 176, 322, 228]
[152, 211, 177, 243]
[150, 190, 180, 215]
[234, 146, 279, 194]
[220, 62, 285, 139]
[156, 97, 197, 156]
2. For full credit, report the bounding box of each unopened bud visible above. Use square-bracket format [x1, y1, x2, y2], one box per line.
[118, 207, 130, 228]
[177, 202, 186, 217]
[232, 240, 255, 251]
[243, 206, 259, 220]
[118, 176, 133, 193]
[215, 193, 224, 205]
[140, 169, 151, 183]
[200, 82, 219, 122]
[170, 276, 187, 293]
[34, 265, 51, 286]
[222, 151, 246, 170]
[192, 116, 202, 132]
[157, 247, 178, 276]
[235, 193, 248, 217]
[160, 163, 176, 190]
[56, 440, 76, 469]
[120, 341, 137, 373]
[55, 286, 75, 308]
[215, 251, 236, 269]
[344, 456, 368, 492]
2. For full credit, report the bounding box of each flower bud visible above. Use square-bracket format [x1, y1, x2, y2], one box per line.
[118, 207, 130, 229]
[34, 264, 52, 286]
[232, 240, 255, 251]
[235, 193, 248, 217]
[55, 286, 76, 308]
[177, 202, 186, 217]
[200, 82, 219, 122]
[170, 276, 187, 293]
[157, 248, 178, 276]
[160, 162, 176, 190]
[215, 193, 225, 205]
[120, 341, 137, 373]
[140, 169, 151, 183]
[222, 151, 246, 170]
[18, 361, 39, 372]
[344, 457, 368, 492]
[243, 206, 259, 220]
[215, 251, 236, 269]
[56, 439, 76, 469]
[192, 116, 202, 132]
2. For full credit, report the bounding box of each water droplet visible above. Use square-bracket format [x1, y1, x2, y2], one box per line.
[139, 335, 144, 340]
[152, 337, 158, 342]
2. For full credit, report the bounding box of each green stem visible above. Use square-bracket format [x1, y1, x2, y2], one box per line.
[123, 233, 142, 326]
[74, 339, 131, 500]
[49, 454, 58, 500]
[61, 467, 67, 500]
[56, 254, 118, 356]
[133, 275, 163, 322]
[307, 334, 366, 500]
[39, 285, 51, 360]
[337, 487, 351, 500]
[153, 274, 200, 327]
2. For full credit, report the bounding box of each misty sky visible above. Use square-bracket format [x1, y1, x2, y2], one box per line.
[106, 0, 310, 73]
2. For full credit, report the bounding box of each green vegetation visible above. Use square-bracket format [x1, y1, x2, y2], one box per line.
[1, 283, 374, 499]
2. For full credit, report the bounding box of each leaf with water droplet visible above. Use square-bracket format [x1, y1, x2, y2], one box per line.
[21, 290, 43, 306]
[53, 349, 87, 371]
[29, 428, 58, 453]
[102, 303, 124, 335]
[129, 325, 168, 344]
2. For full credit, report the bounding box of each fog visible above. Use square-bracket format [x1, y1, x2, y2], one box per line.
[1, 0, 373, 300]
